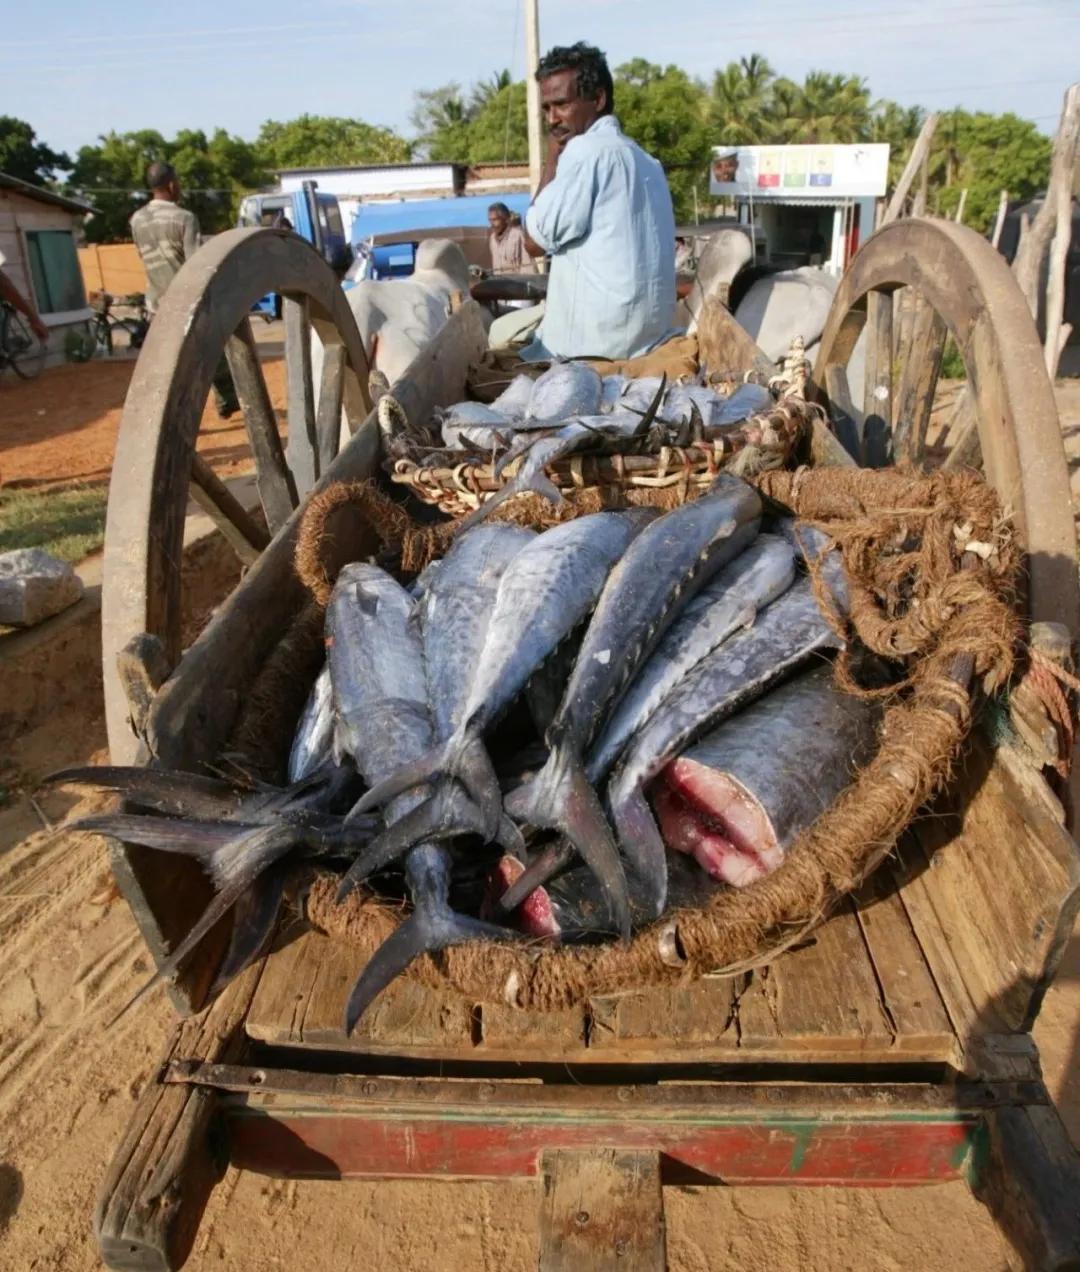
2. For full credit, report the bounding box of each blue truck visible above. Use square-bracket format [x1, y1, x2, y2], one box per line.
[237, 180, 352, 318]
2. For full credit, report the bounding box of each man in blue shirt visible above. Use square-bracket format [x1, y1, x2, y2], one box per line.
[511, 42, 675, 362]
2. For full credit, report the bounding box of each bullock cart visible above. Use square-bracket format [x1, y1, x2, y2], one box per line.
[94, 221, 1080, 1270]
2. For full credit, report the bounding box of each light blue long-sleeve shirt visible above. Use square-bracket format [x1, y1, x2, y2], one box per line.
[524, 115, 676, 361]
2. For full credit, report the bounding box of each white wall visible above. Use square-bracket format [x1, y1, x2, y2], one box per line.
[279, 166, 458, 199]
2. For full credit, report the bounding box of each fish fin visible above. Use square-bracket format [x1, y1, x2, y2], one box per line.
[611, 784, 669, 919]
[337, 781, 507, 902]
[513, 748, 631, 942]
[210, 866, 288, 995]
[441, 735, 503, 842]
[456, 461, 564, 535]
[495, 813, 526, 857]
[107, 824, 296, 1027]
[344, 905, 516, 1033]
[497, 839, 576, 913]
[630, 374, 668, 438]
[42, 766, 239, 818]
[349, 740, 452, 816]
[68, 814, 259, 873]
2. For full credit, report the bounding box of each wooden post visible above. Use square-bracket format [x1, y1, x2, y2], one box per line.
[525, 0, 543, 196]
[1043, 82, 1080, 378]
[953, 187, 968, 224]
[882, 113, 940, 225]
[990, 189, 1009, 249]
[1012, 82, 1080, 320]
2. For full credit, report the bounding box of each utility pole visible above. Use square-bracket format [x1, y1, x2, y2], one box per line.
[525, 0, 543, 194]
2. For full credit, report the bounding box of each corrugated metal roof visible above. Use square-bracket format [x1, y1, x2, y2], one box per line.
[0, 172, 96, 215]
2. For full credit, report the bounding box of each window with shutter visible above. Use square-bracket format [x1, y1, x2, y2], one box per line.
[26, 230, 87, 314]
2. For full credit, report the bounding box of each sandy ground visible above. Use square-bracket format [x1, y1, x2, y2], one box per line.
[0, 331, 285, 488]
[0, 377, 1077, 1270]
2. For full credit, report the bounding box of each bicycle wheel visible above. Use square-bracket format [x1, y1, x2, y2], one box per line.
[94, 314, 113, 357]
[3, 309, 45, 379]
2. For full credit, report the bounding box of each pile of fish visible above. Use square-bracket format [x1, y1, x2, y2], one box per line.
[404, 360, 776, 524]
[51, 473, 881, 1032]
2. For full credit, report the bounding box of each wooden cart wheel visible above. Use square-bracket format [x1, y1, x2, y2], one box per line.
[102, 227, 373, 763]
[812, 216, 1078, 634]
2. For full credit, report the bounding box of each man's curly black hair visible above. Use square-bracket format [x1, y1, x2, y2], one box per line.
[535, 42, 614, 115]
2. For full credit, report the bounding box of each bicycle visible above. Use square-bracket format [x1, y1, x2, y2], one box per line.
[0, 298, 46, 379]
[90, 291, 150, 357]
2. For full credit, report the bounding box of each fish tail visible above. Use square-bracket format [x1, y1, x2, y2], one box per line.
[496, 838, 576, 913]
[456, 468, 564, 535]
[68, 813, 252, 861]
[512, 748, 631, 942]
[107, 823, 295, 1026]
[610, 783, 669, 919]
[210, 867, 288, 995]
[441, 735, 504, 843]
[349, 740, 452, 817]
[344, 905, 516, 1033]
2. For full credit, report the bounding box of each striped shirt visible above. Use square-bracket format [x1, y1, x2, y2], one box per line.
[129, 198, 200, 312]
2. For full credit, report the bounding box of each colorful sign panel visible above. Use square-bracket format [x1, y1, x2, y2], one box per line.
[710, 144, 889, 199]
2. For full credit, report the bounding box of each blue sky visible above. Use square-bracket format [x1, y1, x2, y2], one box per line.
[5, 0, 1077, 160]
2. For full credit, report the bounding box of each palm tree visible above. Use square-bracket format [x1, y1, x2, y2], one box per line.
[710, 53, 776, 144]
[471, 69, 513, 112]
[771, 71, 872, 144]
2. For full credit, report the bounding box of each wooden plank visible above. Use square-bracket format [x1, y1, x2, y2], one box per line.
[539, 1150, 665, 1272]
[246, 927, 474, 1051]
[589, 978, 739, 1052]
[853, 870, 957, 1056]
[696, 298, 775, 379]
[823, 363, 863, 462]
[736, 906, 893, 1052]
[225, 318, 297, 535]
[95, 958, 264, 1272]
[891, 295, 947, 464]
[187, 453, 269, 565]
[862, 288, 894, 467]
[315, 341, 345, 474]
[808, 414, 858, 469]
[480, 1001, 587, 1052]
[970, 1101, 1080, 1270]
[902, 734, 1080, 1037]
[283, 295, 318, 499]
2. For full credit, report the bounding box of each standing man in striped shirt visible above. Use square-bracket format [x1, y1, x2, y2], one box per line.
[130, 162, 238, 417]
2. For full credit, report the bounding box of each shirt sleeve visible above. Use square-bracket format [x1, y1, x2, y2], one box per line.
[525, 142, 597, 254]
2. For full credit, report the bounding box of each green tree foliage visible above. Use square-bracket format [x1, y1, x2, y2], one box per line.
[613, 61, 712, 221]
[411, 85, 473, 160]
[0, 116, 70, 185]
[256, 115, 410, 169]
[929, 111, 1051, 231]
[467, 83, 529, 164]
[710, 55, 776, 145]
[68, 128, 270, 243]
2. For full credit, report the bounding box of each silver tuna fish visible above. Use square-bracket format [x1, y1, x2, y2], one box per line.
[506, 474, 762, 936]
[327, 563, 514, 1031]
[350, 511, 657, 874]
[655, 663, 879, 887]
[522, 360, 603, 428]
[606, 573, 844, 916]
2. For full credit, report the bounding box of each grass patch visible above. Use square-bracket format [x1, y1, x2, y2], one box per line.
[0, 482, 109, 563]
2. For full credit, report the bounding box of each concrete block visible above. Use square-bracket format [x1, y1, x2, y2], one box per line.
[0, 548, 84, 627]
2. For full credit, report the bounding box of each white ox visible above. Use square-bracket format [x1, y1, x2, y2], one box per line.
[308, 238, 473, 452]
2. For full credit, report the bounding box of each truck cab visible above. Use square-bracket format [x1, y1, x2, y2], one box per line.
[238, 180, 351, 317]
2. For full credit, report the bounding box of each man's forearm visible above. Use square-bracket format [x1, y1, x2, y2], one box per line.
[0, 271, 48, 339]
[523, 135, 561, 258]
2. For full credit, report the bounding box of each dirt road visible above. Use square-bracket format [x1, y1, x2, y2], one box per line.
[0, 381, 1077, 1270]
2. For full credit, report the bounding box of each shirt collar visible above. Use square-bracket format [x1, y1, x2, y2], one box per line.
[586, 115, 622, 137]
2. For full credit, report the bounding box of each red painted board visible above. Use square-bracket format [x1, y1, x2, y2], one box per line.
[225, 1110, 974, 1187]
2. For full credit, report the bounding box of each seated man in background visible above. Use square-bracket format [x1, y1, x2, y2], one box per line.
[488, 202, 535, 275]
[502, 42, 675, 362]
